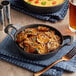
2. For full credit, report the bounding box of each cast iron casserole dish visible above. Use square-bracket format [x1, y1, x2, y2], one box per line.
[5, 24, 73, 60]
[21, 0, 66, 13]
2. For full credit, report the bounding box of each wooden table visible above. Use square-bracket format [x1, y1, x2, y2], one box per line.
[0, 4, 76, 76]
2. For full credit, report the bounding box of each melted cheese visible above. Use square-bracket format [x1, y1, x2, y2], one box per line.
[24, 0, 64, 7]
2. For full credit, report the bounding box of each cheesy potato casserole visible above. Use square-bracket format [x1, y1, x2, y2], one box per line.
[16, 26, 61, 54]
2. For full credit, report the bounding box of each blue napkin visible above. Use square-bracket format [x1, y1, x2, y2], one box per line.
[6, 0, 69, 23]
[0, 25, 76, 76]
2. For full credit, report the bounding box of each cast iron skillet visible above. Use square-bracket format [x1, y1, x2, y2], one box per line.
[5, 24, 73, 60]
[21, 0, 66, 14]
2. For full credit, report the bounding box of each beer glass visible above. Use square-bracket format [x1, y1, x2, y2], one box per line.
[69, 0, 76, 32]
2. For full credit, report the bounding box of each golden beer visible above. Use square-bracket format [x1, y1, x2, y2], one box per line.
[69, 0, 76, 31]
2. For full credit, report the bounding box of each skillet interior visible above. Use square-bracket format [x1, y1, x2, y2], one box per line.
[14, 24, 63, 60]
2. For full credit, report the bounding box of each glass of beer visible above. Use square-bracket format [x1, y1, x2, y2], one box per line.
[69, 0, 76, 32]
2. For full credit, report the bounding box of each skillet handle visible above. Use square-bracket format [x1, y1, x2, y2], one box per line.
[62, 35, 73, 46]
[4, 24, 17, 40]
[57, 35, 73, 51]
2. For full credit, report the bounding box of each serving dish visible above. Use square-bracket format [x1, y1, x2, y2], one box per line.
[5, 24, 72, 60]
[22, 0, 66, 13]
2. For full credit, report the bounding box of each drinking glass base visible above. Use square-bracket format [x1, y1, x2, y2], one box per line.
[69, 26, 76, 32]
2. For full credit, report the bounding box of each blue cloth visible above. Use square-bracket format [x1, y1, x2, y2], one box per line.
[6, 0, 69, 23]
[0, 25, 76, 76]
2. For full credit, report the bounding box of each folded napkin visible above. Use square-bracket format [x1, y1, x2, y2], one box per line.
[6, 0, 69, 23]
[0, 25, 76, 76]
